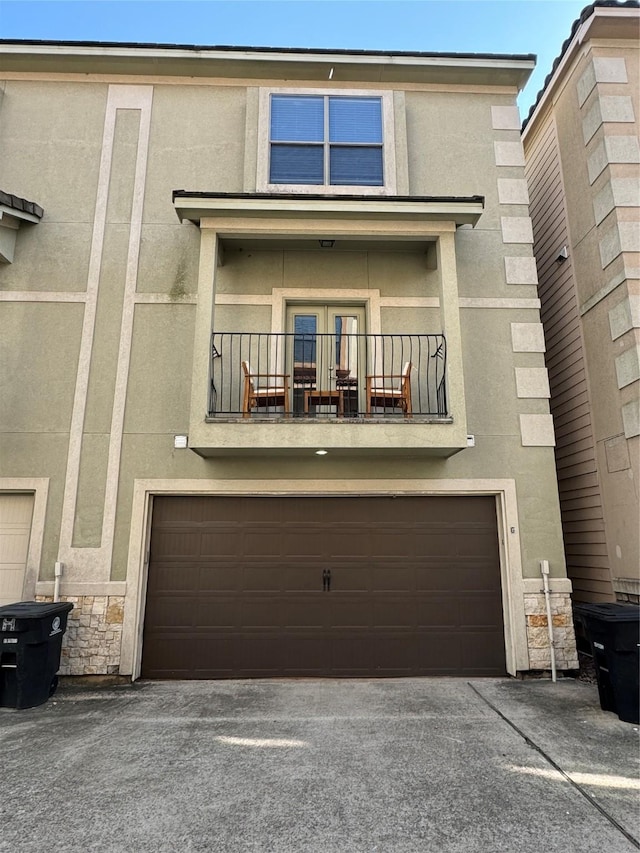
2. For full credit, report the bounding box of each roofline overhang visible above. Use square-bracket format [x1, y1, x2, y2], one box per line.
[522, 1, 639, 135]
[0, 38, 535, 67]
[172, 192, 485, 228]
[0, 40, 535, 89]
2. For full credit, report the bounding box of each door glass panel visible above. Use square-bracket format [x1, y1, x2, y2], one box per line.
[287, 304, 365, 416]
[292, 313, 318, 415]
[333, 313, 361, 416]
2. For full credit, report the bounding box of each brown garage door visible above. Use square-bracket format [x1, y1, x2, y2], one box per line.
[141, 495, 505, 678]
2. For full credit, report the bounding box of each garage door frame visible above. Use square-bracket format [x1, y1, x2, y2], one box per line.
[121, 478, 529, 679]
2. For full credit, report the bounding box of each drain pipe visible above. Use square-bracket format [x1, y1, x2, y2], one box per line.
[540, 560, 557, 683]
[53, 561, 64, 603]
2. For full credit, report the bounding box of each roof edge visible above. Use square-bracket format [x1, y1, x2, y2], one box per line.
[522, 0, 639, 133]
[0, 38, 536, 65]
[172, 191, 485, 204]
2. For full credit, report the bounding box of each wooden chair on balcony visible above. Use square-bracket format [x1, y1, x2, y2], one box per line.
[366, 361, 412, 417]
[241, 361, 290, 418]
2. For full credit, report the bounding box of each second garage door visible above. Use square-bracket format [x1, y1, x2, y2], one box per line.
[141, 495, 506, 678]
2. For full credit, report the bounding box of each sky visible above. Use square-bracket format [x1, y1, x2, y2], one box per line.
[0, 0, 593, 117]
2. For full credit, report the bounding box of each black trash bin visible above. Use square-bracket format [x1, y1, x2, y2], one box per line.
[574, 602, 640, 724]
[0, 601, 74, 709]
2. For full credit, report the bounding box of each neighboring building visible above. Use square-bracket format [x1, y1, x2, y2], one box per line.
[0, 39, 578, 679]
[522, 1, 640, 607]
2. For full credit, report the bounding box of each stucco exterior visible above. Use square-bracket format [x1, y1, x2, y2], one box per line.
[522, 1, 639, 605]
[0, 40, 577, 677]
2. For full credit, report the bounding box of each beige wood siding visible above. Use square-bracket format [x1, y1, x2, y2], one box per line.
[525, 113, 614, 604]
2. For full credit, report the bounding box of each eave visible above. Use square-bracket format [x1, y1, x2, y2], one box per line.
[0, 40, 535, 89]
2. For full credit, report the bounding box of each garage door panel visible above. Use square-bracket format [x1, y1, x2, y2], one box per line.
[361, 530, 412, 558]
[331, 565, 370, 591]
[146, 563, 201, 593]
[329, 597, 371, 627]
[151, 532, 200, 559]
[325, 530, 372, 559]
[196, 565, 238, 592]
[144, 595, 198, 629]
[372, 597, 417, 627]
[233, 636, 325, 675]
[282, 529, 324, 557]
[194, 598, 239, 628]
[0, 567, 27, 605]
[142, 496, 506, 679]
[138, 638, 192, 677]
[459, 594, 505, 627]
[240, 566, 283, 591]
[199, 529, 245, 557]
[456, 531, 500, 559]
[416, 635, 464, 672]
[240, 597, 283, 627]
[281, 637, 327, 673]
[410, 531, 459, 557]
[372, 636, 419, 672]
[414, 564, 465, 591]
[458, 632, 506, 675]
[328, 635, 373, 672]
[281, 596, 325, 627]
[240, 531, 283, 557]
[371, 565, 414, 590]
[416, 597, 460, 627]
[455, 564, 502, 591]
[280, 565, 326, 592]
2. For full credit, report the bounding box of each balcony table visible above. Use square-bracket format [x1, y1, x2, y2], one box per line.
[304, 389, 344, 417]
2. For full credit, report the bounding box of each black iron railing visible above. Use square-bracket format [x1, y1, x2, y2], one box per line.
[208, 332, 448, 418]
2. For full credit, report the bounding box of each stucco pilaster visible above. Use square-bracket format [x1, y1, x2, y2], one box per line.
[437, 230, 467, 440]
[189, 228, 220, 445]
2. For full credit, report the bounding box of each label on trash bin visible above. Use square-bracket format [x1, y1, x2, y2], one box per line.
[593, 642, 605, 650]
[1, 618, 16, 632]
[49, 616, 62, 636]
[2, 638, 18, 644]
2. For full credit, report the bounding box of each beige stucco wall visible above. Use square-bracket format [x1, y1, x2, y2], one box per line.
[0, 66, 570, 673]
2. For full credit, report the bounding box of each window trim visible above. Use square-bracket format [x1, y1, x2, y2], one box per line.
[257, 87, 397, 196]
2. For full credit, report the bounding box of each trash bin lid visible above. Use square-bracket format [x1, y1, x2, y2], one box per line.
[0, 601, 73, 619]
[574, 603, 640, 623]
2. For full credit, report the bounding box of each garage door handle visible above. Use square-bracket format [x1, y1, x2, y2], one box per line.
[322, 569, 332, 592]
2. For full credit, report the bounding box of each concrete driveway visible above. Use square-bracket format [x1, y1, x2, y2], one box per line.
[1, 677, 638, 853]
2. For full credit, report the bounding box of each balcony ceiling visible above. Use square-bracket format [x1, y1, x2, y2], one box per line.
[220, 236, 439, 252]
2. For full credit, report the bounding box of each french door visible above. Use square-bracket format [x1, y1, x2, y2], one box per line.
[286, 303, 366, 415]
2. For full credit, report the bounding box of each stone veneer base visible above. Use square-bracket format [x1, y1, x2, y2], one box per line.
[36, 594, 125, 676]
[524, 592, 579, 671]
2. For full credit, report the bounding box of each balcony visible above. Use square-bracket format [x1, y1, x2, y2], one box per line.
[187, 330, 467, 457]
[208, 332, 448, 419]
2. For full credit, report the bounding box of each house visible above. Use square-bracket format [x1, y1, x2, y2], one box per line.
[0, 38, 578, 679]
[522, 0, 639, 610]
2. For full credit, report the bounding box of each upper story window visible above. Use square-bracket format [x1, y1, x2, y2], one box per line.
[270, 95, 383, 186]
[257, 88, 397, 195]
